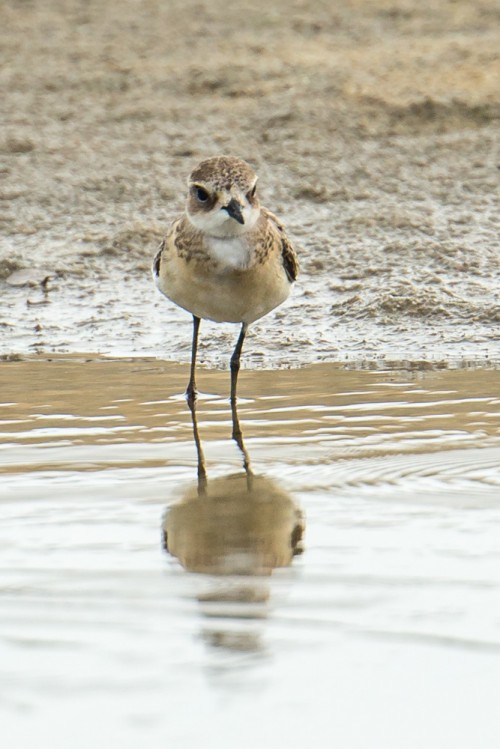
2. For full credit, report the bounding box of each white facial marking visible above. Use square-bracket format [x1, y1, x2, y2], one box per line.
[187, 188, 260, 238]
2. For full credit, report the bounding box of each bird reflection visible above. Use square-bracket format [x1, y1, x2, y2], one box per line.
[163, 398, 304, 576]
[162, 396, 304, 653]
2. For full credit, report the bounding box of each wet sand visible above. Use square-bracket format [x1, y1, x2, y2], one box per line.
[1, 0, 499, 363]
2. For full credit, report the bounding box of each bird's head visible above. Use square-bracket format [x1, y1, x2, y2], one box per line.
[185, 155, 260, 238]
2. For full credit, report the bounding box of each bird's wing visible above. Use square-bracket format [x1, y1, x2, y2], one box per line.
[152, 218, 181, 278]
[153, 216, 206, 279]
[152, 238, 165, 277]
[262, 208, 299, 283]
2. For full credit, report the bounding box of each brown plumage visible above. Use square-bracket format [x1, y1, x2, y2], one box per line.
[153, 155, 299, 403]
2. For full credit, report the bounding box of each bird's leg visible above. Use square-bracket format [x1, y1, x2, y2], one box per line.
[230, 322, 248, 404]
[186, 315, 201, 406]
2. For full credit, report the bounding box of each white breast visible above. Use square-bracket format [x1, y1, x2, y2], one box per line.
[206, 236, 251, 271]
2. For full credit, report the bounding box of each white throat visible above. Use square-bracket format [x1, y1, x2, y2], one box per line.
[205, 235, 252, 270]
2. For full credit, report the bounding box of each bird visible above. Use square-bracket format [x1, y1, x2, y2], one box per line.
[153, 155, 298, 404]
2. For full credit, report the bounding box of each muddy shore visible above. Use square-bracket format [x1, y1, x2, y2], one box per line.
[1, 0, 499, 365]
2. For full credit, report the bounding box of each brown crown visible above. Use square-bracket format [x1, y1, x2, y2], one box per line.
[189, 155, 257, 191]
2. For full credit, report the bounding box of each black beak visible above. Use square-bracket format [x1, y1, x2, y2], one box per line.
[224, 198, 245, 225]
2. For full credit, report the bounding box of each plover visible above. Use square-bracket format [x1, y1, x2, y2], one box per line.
[153, 155, 298, 403]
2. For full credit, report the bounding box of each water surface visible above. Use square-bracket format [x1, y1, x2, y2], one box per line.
[1, 359, 500, 748]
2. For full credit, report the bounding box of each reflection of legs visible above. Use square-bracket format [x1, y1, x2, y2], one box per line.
[186, 315, 200, 406]
[231, 396, 253, 487]
[230, 322, 248, 404]
[187, 395, 207, 496]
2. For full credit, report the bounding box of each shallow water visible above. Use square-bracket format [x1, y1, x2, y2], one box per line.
[1, 359, 500, 748]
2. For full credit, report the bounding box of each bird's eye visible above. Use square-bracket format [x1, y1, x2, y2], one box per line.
[195, 186, 209, 202]
[248, 183, 257, 199]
